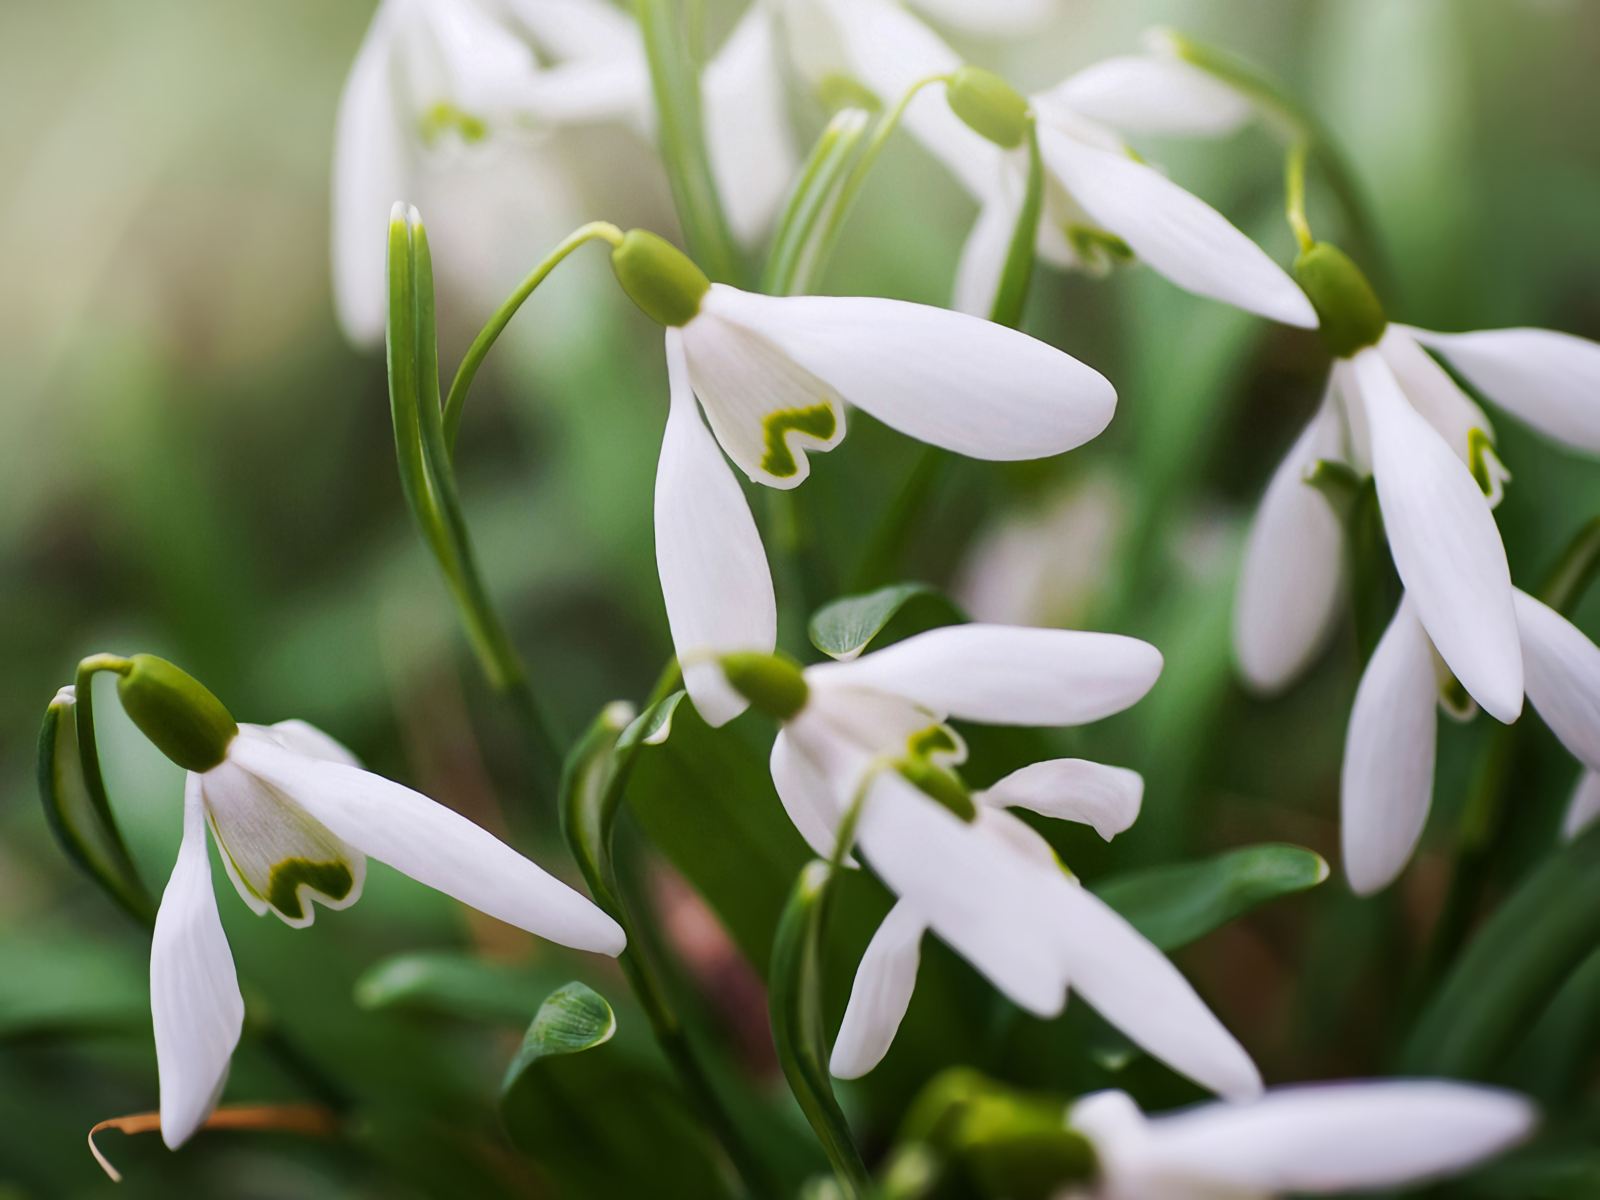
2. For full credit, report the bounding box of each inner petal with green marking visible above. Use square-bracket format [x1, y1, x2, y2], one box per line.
[761, 404, 839, 479]
[200, 765, 366, 929]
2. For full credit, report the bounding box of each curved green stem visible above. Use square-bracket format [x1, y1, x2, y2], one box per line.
[761, 108, 874, 297]
[985, 118, 1045, 329]
[443, 222, 623, 451]
[1284, 140, 1315, 253]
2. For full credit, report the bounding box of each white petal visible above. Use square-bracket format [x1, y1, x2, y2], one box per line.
[1563, 771, 1600, 842]
[501, 0, 635, 62]
[228, 737, 626, 955]
[1340, 598, 1439, 896]
[1410, 326, 1600, 454]
[905, 0, 1059, 36]
[331, 3, 410, 348]
[1035, 125, 1316, 328]
[1042, 55, 1252, 138]
[953, 191, 1020, 318]
[681, 306, 847, 489]
[704, 4, 798, 245]
[976, 758, 1142, 840]
[1515, 588, 1600, 772]
[261, 719, 363, 768]
[152, 778, 244, 1150]
[810, 624, 1162, 727]
[829, 901, 926, 1079]
[1234, 390, 1349, 693]
[1055, 881, 1262, 1099]
[522, 56, 652, 127]
[704, 285, 1117, 460]
[657, 330, 778, 725]
[407, 0, 542, 117]
[1349, 350, 1523, 722]
[1130, 1081, 1534, 1194]
[1378, 326, 1496, 465]
[770, 726, 850, 862]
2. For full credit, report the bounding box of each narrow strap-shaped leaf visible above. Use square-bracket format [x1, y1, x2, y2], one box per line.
[762, 108, 873, 297]
[354, 951, 570, 1026]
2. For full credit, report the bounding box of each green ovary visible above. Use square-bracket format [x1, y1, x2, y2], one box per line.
[760, 404, 837, 479]
[266, 858, 354, 922]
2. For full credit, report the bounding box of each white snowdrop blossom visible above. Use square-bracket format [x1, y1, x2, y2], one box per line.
[1341, 586, 1600, 892]
[615, 231, 1116, 726]
[1563, 769, 1600, 840]
[1067, 1081, 1535, 1199]
[776, 2, 1311, 324]
[717, 625, 1262, 1099]
[147, 715, 622, 1148]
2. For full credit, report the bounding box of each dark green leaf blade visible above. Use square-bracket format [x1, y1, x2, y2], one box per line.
[354, 952, 569, 1026]
[809, 583, 964, 661]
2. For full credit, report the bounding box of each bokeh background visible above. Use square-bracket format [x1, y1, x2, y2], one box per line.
[4, 0, 1600, 1194]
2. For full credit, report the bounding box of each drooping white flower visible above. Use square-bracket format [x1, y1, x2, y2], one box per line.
[717, 625, 1262, 1100]
[1068, 1081, 1535, 1199]
[613, 230, 1117, 725]
[1342, 587, 1600, 893]
[1563, 769, 1600, 841]
[147, 714, 623, 1148]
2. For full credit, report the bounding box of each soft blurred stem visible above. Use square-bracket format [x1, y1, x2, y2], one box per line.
[1284, 140, 1315, 253]
[562, 700, 772, 1199]
[1412, 516, 1600, 1003]
[442, 221, 623, 451]
[388, 210, 562, 802]
[771, 860, 871, 1199]
[633, 0, 744, 285]
[986, 120, 1044, 329]
[805, 73, 951, 288]
[762, 108, 874, 297]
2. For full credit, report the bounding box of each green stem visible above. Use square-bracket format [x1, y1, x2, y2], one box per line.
[850, 446, 948, 594]
[443, 222, 623, 452]
[761, 108, 874, 297]
[985, 119, 1045, 330]
[66, 655, 148, 920]
[1284, 140, 1315, 253]
[633, 0, 744, 284]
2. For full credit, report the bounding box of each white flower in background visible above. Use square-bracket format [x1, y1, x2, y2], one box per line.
[1068, 1081, 1535, 1199]
[777, 3, 1311, 324]
[611, 229, 1116, 726]
[99, 655, 624, 1149]
[1342, 587, 1600, 893]
[716, 625, 1263, 1099]
[1564, 770, 1600, 841]
[334, 0, 796, 346]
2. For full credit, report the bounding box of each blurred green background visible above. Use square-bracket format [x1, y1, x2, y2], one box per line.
[4, 0, 1600, 1194]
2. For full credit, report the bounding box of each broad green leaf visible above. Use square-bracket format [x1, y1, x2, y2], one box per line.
[0, 930, 147, 1040]
[499, 982, 733, 1199]
[1093, 844, 1329, 953]
[809, 583, 964, 661]
[353, 952, 568, 1026]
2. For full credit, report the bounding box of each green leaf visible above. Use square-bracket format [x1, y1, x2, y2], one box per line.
[1403, 821, 1600, 1079]
[0, 930, 147, 1040]
[809, 583, 964, 661]
[353, 952, 568, 1026]
[1093, 844, 1328, 953]
[499, 982, 733, 1199]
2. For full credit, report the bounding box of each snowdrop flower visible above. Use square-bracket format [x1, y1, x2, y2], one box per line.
[714, 625, 1262, 1099]
[778, 2, 1311, 324]
[1237, 244, 1600, 718]
[609, 229, 1116, 726]
[1068, 1081, 1535, 1199]
[91, 654, 622, 1149]
[1564, 770, 1600, 841]
[1343, 586, 1600, 892]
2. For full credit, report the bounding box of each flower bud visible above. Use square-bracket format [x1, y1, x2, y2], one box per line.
[116, 655, 238, 772]
[1293, 242, 1387, 358]
[946, 67, 1030, 150]
[897, 758, 977, 822]
[610, 229, 711, 328]
[719, 652, 809, 721]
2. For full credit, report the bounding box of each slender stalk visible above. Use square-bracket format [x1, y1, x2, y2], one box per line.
[985, 119, 1045, 330]
[66, 655, 150, 921]
[443, 222, 623, 451]
[633, 0, 743, 284]
[761, 108, 873, 297]
[1284, 140, 1315, 253]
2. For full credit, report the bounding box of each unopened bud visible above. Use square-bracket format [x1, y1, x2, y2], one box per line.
[720, 652, 809, 721]
[610, 229, 710, 328]
[1294, 242, 1387, 358]
[947, 67, 1030, 150]
[116, 655, 238, 772]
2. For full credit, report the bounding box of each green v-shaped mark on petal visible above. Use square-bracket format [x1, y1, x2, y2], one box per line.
[265, 858, 355, 923]
[761, 403, 838, 479]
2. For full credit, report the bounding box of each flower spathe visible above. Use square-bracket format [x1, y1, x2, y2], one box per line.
[718, 624, 1262, 1100]
[1068, 1081, 1535, 1198]
[151, 719, 623, 1148]
[649, 270, 1116, 726]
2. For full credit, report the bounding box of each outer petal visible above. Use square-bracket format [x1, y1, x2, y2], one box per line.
[770, 725, 850, 862]
[1055, 881, 1262, 1099]
[152, 777, 244, 1150]
[1515, 588, 1600, 772]
[975, 758, 1142, 840]
[904, 0, 1059, 36]
[1041, 55, 1252, 138]
[704, 286, 1117, 460]
[1234, 389, 1348, 692]
[261, 719, 362, 768]
[704, 3, 798, 245]
[809, 625, 1163, 727]
[1378, 326, 1495, 466]
[1410, 326, 1600, 454]
[501, 0, 635, 62]
[829, 900, 926, 1079]
[657, 329, 778, 725]
[1349, 350, 1523, 722]
[228, 737, 626, 955]
[1563, 771, 1600, 842]
[1127, 1081, 1534, 1195]
[1035, 125, 1316, 328]
[331, 2, 410, 348]
[1340, 598, 1439, 896]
